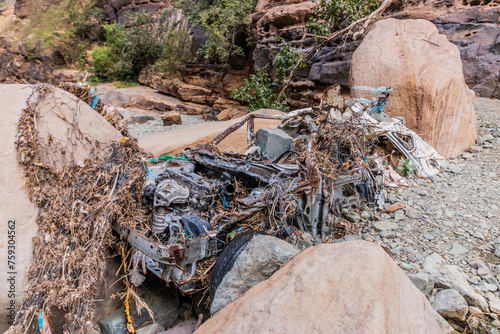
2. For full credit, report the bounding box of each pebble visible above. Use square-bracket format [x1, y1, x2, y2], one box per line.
[473, 231, 485, 240]
[407, 273, 434, 295]
[385, 202, 404, 213]
[483, 283, 498, 292]
[469, 146, 483, 153]
[380, 230, 396, 239]
[344, 212, 361, 224]
[423, 233, 434, 240]
[432, 289, 468, 321]
[394, 210, 406, 222]
[447, 165, 462, 174]
[406, 208, 421, 219]
[450, 243, 469, 255]
[373, 221, 398, 232]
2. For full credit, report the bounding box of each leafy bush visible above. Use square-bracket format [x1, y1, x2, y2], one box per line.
[102, 13, 165, 80]
[175, 0, 258, 62]
[91, 10, 193, 81]
[90, 46, 114, 81]
[232, 65, 288, 111]
[307, 0, 382, 36]
[232, 39, 303, 111]
[154, 13, 194, 78]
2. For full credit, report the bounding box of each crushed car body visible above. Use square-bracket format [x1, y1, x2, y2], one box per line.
[114, 86, 444, 293]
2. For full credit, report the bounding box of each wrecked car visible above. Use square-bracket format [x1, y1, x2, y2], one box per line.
[113, 86, 443, 299]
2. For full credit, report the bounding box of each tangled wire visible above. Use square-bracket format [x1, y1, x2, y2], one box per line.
[301, 110, 377, 179]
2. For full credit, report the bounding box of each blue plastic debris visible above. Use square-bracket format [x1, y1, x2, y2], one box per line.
[352, 85, 393, 114]
[89, 86, 100, 109]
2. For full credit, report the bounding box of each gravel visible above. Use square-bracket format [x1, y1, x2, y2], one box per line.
[352, 97, 500, 331]
[120, 108, 214, 139]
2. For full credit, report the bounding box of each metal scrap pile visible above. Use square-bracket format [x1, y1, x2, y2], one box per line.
[11, 83, 444, 333]
[122, 85, 445, 296]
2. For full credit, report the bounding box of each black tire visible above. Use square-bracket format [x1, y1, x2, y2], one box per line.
[209, 230, 258, 302]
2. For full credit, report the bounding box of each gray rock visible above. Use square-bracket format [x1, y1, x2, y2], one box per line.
[406, 208, 421, 219]
[419, 190, 429, 197]
[450, 243, 469, 255]
[423, 253, 445, 276]
[373, 221, 398, 232]
[99, 307, 150, 334]
[483, 282, 498, 292]
[256, 128, 293, 160]
[469, 146, 482, 153]
[160, 319, 197, 334]
[473, 231, 485, 240]
[297, 232, 314, 250]
[494, 247, 500, 258]
[407, 273, 434, 295]
[343, 235, 362, 242]
[423, 233, 434, 240]
[211, 235, 299, 314]
[344, 212, 361, 224]
[438, 265, 489, 311]
[137, 323, 165, 334]
[447, 165, 462, 174]
[432, 289, 468, 321]
[386, 194, 398, 203]
[394, 210, 405, 222]
[380, 230, 396, 239]
[477, 267, 490, 277]
[444, 210, 455, 218]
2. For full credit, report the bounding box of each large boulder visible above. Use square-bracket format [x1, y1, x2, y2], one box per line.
[210, 235, 298, 314]
[0, 84, 123, 332]
[32, 86, 123, 170]
[196, 241, 454, 334]
[351, 18, 477, 158]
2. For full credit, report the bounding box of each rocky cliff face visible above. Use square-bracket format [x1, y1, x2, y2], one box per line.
[95, 0, 170, 22]
[250, 0, 500, 104]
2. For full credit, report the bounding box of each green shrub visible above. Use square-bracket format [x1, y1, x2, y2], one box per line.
[307, 0, 382, 36]
[91, 46, 114, 80]
[154, 11, 194, 78]
[232, 39, 303, 111]
[91, 11, 194, 81]
[232, 65, 288, 111]
[103, 13, 164, 80]
[175, 0, 257, 62]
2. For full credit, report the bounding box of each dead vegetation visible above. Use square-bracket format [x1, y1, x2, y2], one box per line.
[10, 85, 149, 333]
